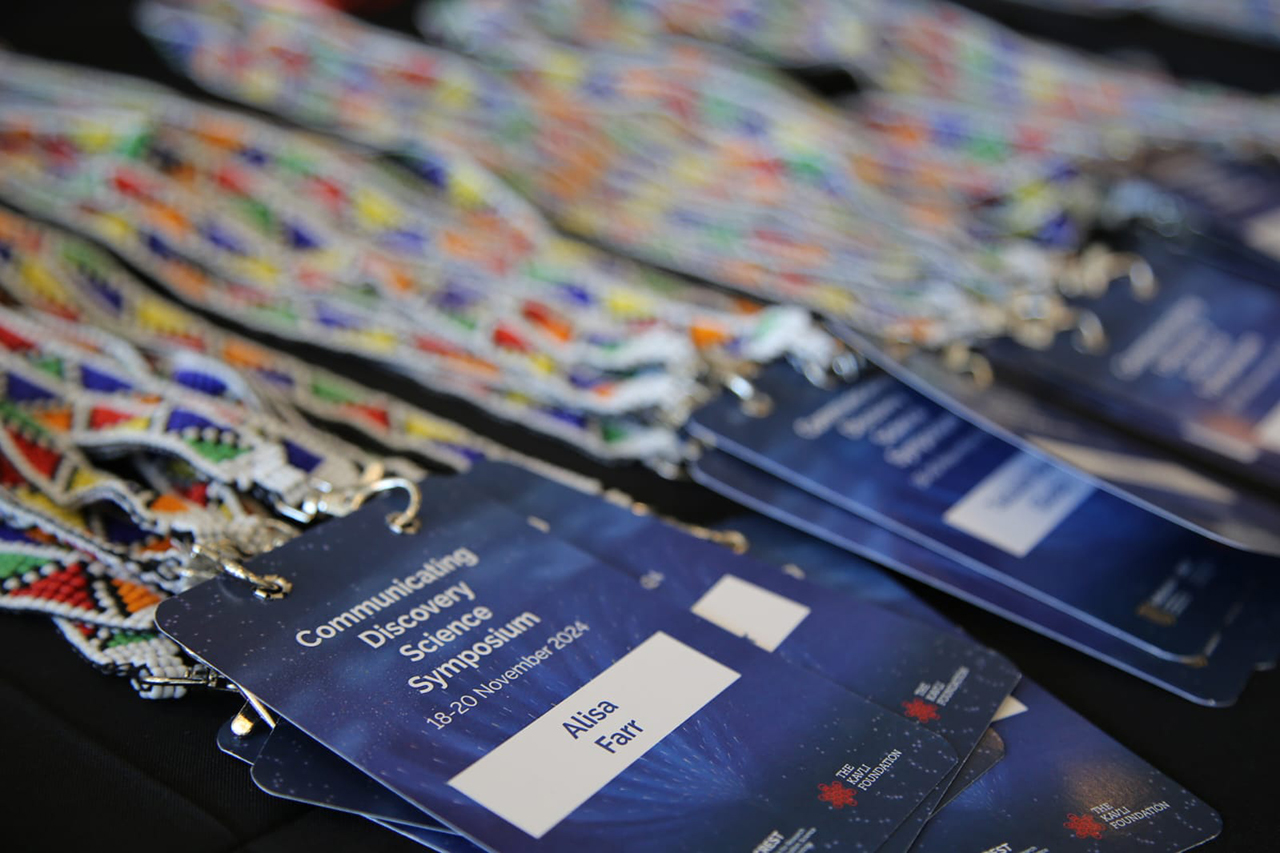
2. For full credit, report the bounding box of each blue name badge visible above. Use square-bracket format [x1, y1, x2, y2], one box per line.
[691, 448, 1273, 707]
[251, 721, 446, 829]
[981, 230, 1280, 490]
[460, 461, 1019, 853]
[157, 481, 959, 852]
[689, 362, 1277, 665]
[912, 681, 1222, 853]
[461, 460, 1020, 754]
[852, 328, 1280, 555]
[709, 516, 1223, 851]
[378, 820, 482, 853]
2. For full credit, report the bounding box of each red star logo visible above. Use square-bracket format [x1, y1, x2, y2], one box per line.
[902, 697, 941, 723]
[817, 781, 857, 809]
[1064, 813, 1106, 839]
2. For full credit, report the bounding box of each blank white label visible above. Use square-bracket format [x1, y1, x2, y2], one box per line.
[691, 574, 811, 652]
[1253, 399, 1280, 453]
[1245, 208, 1280, 260]
[943, 454, 1093, 558]
[448, 631, 739, 839]
[991, 695, 1028, 722]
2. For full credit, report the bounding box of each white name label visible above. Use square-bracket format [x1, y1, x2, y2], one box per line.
[1253, 398, 1280, 453]
[1246, 208, 1280, 261]
[943, 454, 1093, 558]
[990, 695, 1028, 722]
[448, 631, 739, 838]
[691, 574, 811, 652]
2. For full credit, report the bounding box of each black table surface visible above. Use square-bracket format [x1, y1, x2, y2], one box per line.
[1, 2, 1277, 851]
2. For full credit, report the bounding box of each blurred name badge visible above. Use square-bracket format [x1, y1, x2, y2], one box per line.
[943, 455, 1093, 558]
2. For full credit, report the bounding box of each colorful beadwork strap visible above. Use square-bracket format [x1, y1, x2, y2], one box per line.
[0, 307, 367, 516]
[54, 617, 197, 699]
[0, 49, 831, 455]
[0, 46, 819, 371]
[0, 206, 594, 486]
[0, 523, 164, 630]
[136, 0, 1050, 349]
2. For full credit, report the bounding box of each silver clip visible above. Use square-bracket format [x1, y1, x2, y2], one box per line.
[237, 686, 278, 730]
[702, 353, 774, 418]
[1126, 256, 1158, 301]
[273, 463, 389, 524]
[230, 704, 260, 738]
[1072, 309, 1108, 354]
[723, 373, 774, 418]
[132, 664, 236, 696]
[1008, 292, 1068, 350]
[189, 540, 293, 600]
[942, 343, 995, 389]
[348, 476, 423, 535]
[188, 474, 423, 601]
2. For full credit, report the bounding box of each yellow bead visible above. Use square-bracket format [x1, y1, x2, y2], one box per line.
[360, 329, 398, 352]
[605, 291, 653, 316]
[438, 80, 474, 111]
[137, 299, 189, 334]
[405, 415, 464, 442]
[449, 168, 487, 209]
[237, 257, 278, 285]
[354, 189, 400, 228]
[813, 286, 858, 316]
[93, 212, 133, 243]
[243, 69, 280, 103]
[543, 51, 585, 86]
[19, 259, 62, 298]
[73, 121, 115, 152]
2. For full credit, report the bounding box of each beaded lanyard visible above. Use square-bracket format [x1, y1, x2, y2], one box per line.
[138, 0, 1071, 351]
[436, 0, 1280, 244]
[420, 1, 1101, 258]
[489, 0, 1280, 149]
[0, 98, 685, 414]
[871, 3, 1280, 150]
[0, 303, 385, 697]
[414, 0, 1280, 367]
[0, 50, 830, 461]
[0, 206, 595, 485]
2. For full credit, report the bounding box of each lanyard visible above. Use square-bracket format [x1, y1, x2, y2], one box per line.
[0, 52, 832, 462]
[137, 0, 1073, 350]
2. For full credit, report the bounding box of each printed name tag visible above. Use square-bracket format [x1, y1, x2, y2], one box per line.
[450, 632, 739, 838]
[838, 326, 1280, 554]
[690, 448, 1277, 706]
[943, 454, 1094, 558]
[690, 362, 1272, 663]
